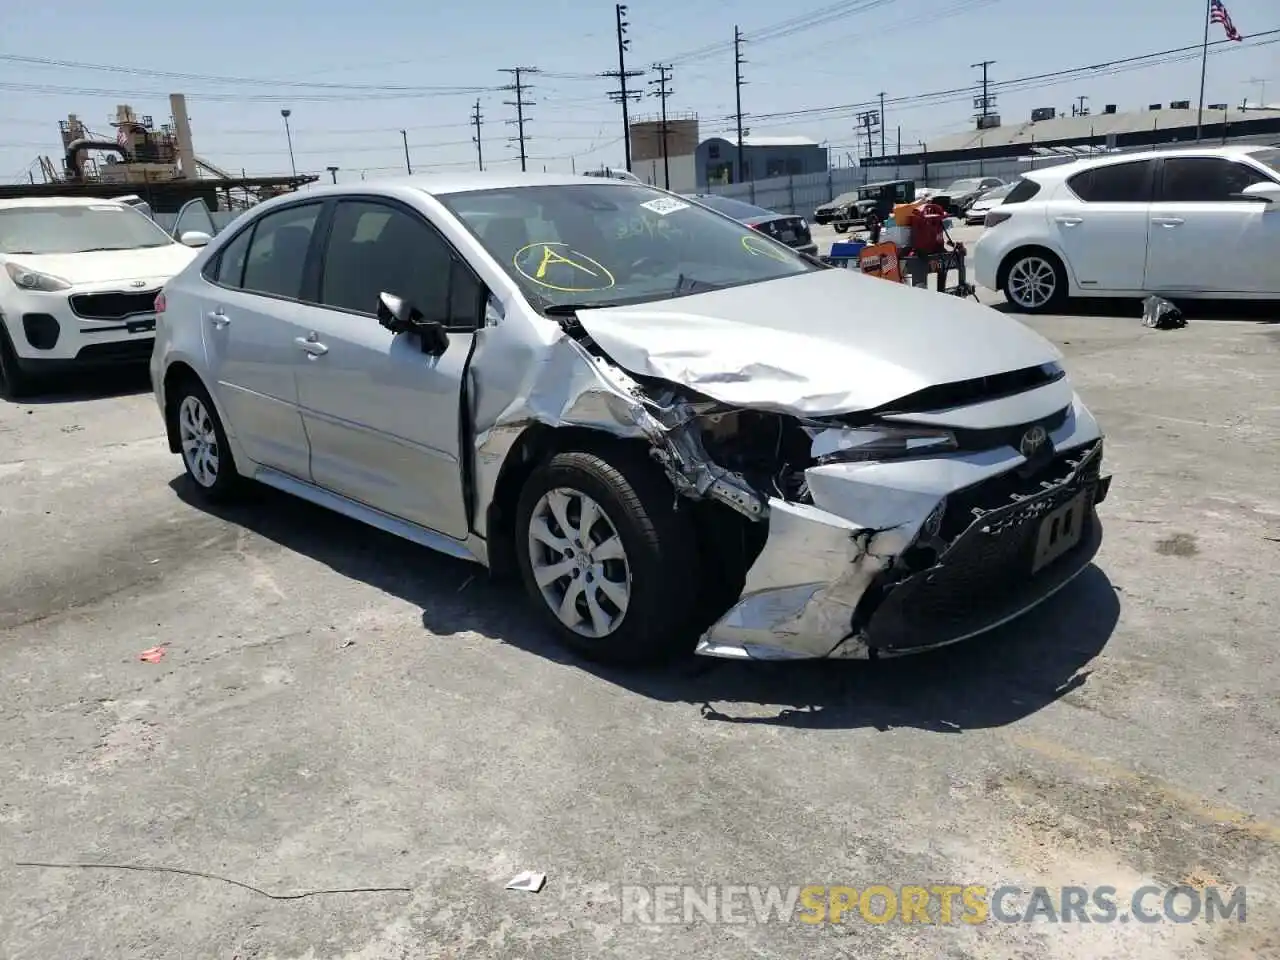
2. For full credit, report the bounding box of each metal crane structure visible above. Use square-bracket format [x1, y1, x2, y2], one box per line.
[4, 92, 316, 213]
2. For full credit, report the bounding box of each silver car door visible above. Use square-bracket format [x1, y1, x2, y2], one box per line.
[201, 201, 322, 480]
[292, 197, 477, 540]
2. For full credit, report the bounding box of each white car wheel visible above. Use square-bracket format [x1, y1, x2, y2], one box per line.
[179, 394, 221, 488]
[1004, 253, 1064, 312]
[527, 486, 632, 639]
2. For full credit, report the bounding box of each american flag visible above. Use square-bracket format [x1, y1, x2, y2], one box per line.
[1210, 0, 1243, 42]
[116, 124, 131, 149]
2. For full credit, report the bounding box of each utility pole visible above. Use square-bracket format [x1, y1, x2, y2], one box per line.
[500, 67, 538, 172]
[649, 64, 674, 189]
[971, 60, 996, 126]
[400, 130, 412, 174]
[1073, 95, 1089, 117]
[1245, 77, 1269, 108]
[471, 99, 484, 171]
[733, 26, 747, 185]
[854, 110, 880, 165]
[878, 91, 886, 157]
[601, 4, 645, 171]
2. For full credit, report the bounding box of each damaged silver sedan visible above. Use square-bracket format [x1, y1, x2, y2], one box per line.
[151, 172, 1110, 665]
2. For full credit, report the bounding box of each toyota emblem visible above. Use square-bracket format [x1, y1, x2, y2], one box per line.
[129, 280, 146, 288]
[1019, 424, 1049, 458]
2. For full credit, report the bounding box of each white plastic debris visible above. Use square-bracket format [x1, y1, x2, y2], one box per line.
[505, 871, 546, 893]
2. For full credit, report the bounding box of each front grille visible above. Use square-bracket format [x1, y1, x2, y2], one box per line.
[69, 289, 160, 321]
[858, 441, 1104, 652]
[951, 405, 1071, 454]
[75, 339, 155, 364]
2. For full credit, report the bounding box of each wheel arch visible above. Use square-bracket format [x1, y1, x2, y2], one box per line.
[161, 361, 234, 457]
[995, 243, 1073, 295]
[482, 423, 655, 580]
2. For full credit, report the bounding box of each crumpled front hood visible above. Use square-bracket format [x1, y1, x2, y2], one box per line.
[575, 268, 1063, 416]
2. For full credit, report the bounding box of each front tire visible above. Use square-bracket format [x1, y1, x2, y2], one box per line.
[0, 325, 35, 400]
[515, 447, 700, 666]
[1001, 249, 1067, 313]
[171, 377, 241, 502]
[833, 223, 848, 234]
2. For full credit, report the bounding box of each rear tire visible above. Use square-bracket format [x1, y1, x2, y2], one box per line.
[1001, 249, 1067, 313]
[0, 324, 35, 400]
[170, 376, 242, 502]
[515, 447, 700, 666]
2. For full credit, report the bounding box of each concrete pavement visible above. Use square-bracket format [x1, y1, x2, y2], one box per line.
[2, 306, 1279, 959]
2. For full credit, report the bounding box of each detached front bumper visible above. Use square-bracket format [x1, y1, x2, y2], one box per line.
[697, 397, 1110, 660]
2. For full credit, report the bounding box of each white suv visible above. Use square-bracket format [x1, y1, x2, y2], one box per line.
[0, 197, 211, 398]
[973, 144, 1280, 312]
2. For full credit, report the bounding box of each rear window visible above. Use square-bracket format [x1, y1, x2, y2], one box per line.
[1002, 179, 1042, 204]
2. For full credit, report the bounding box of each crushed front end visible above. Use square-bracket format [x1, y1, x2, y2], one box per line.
[692, 381, 1110, 661]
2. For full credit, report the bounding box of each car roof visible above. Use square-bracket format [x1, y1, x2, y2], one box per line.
[1024, 144, 1275, 184]
[304, 171, 641, 200]
[0, 196, 130, 210]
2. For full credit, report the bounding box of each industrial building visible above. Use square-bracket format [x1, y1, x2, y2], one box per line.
[696, 134, 828, 186]
[0, 93, 316, 212]
[629, 115, 699, 193]
[867, 102, 1280, 171]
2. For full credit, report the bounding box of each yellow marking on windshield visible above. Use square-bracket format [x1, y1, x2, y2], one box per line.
[513, 242, 616, 293]
[741, 233, 793, 263]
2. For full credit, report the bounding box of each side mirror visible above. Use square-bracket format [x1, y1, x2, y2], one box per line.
[180, 231, 212, 247]
[1232, 181, 1280, 204]
[376, 292, 449, 356]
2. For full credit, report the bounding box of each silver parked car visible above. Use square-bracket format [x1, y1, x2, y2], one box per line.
[151, 173, 1111, 665]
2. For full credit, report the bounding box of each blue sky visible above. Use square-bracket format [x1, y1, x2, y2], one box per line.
[2, 0, 1276, 183]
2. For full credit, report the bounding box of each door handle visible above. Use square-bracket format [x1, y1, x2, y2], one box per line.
[1054, 216, 1083, 226]
[1152, 217, 1185, 227]
[208, 310, 230, 329]
[294, 334, 328, 357]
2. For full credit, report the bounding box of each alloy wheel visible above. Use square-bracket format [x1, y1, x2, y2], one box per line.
[526, 487, 631, 639]
[178, 394, 220, 488]
[1007, 256, 1058, 309]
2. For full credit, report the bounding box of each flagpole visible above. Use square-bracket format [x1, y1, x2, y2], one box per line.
[1196, 0, 1211, 141]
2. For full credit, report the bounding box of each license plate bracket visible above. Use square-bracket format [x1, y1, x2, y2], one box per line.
[1031, 491, 1087, 574]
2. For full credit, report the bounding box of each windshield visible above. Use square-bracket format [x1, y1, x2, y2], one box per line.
[944, 179, 983, 193]
[690, 195, 774, 220]
[0, 204, 175, 255]
[1251, 147, 1280, 176]
[439, 183, 818, 312]
[982, 182, 1018, 201]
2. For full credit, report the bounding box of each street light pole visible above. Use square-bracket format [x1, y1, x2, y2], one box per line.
[327, 166, 339, 184]
[280, 109, 297, 178]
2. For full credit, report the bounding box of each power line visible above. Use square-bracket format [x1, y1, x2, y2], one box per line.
[500, 67, 538, 172]
[0, 52, 499, 94]
[471, 99, 484, 171]
[601, 3, 645, 171]
[648, 64, 674, 190]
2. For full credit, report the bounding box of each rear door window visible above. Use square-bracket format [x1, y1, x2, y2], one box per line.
[1067, 160, 1154, 203]
[241, 203, 322, 299]
[1159, 157, 1271, 202]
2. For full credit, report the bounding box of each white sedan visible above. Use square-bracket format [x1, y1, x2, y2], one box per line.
[964, 180, 1019, 225]
[0, 197, 211, 397]
[973, 144, 1280, 312]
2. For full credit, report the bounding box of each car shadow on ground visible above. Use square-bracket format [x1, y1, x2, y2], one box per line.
[3, 365, 152, 405]
[992, 298, 1279, 323]
[173, 476, 1121, 733]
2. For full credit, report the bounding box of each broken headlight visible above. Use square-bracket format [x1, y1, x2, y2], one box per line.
[810, 424, 958, 464]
